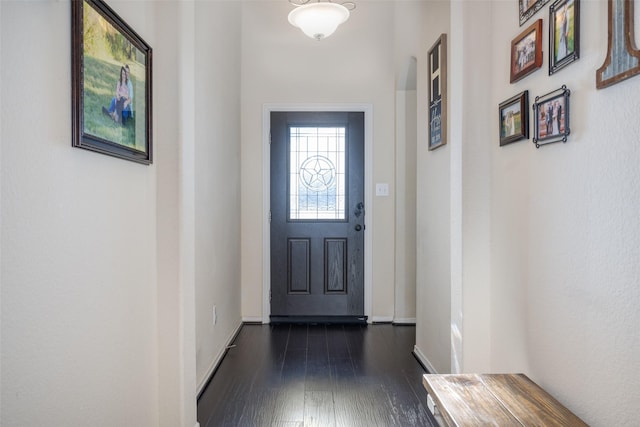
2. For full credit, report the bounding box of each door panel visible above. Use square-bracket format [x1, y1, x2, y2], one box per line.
[270, 111, 365, 322]
[325, 238, 346, 293]
[289, 238, 310, 293]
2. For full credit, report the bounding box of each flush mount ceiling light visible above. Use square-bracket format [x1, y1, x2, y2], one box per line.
[288, 0, 356, 41]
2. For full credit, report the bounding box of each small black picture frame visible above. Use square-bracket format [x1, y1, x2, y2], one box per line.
[499, 91, 529, 146]
[549, 0, 580, 75]
[532, 85, 570, 148]
[72, 0, 153, 164]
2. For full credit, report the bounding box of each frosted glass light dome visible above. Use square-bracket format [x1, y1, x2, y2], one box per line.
[288, 2, 350, 40]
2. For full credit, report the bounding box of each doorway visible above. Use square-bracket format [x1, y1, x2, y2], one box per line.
[263, 106, 372, 323]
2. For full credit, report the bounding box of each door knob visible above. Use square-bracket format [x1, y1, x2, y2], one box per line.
[355, 224, 362, 231]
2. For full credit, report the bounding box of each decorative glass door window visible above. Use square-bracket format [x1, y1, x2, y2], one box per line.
[289, 126, 346, 220]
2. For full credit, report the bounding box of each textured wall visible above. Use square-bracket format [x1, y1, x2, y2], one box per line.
[1, 1, 159, 424]
[490, 2, 640, 424]
[415, 0, 452, 375]
[194, 0, 243, 390]
[1, 1, 243, 425]
[415, 0, 640, 425]
[393, 1, 422, 323]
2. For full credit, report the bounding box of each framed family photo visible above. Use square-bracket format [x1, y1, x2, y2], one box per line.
[549, 0, 580, 75]
[519, 0, 551, 26]
[511, 19, 543, 83]
[532, 85, 570, 148]
[428, 34, 447, 151]
[499, 90, 529, 146]
[72, 0, 153, 164]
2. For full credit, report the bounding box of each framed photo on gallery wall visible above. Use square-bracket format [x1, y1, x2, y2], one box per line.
[72, 0, 153, 164]
[549, 0, 580, 75]
[532, 85, 570, 148]
[428, 34, 447, 151]
[519, 0, 551, 26]
[499, 90, 529, 146]
[510, 19, 543, 83]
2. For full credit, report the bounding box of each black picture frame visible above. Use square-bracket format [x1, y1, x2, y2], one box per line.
[519, 0, 551, 26]
[511, 19, 543, 83]
[532, 85, 570, 148]
[549, 0, 580, 75]
[72, 0, 153, 164]
[499, 91, 529, 146]
[428, 34, 447, 151]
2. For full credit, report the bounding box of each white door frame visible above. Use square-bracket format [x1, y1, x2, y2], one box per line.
[262, 103, 373, 323]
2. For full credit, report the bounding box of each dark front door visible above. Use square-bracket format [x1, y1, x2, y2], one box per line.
[270, 111, 365, 323]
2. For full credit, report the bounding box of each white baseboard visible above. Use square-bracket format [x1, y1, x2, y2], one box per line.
[242, 316, 264, 324]
[392, 317, 416, 325]
[196, 321, 243, 396]
[371, 316, 394, 323]
[413, 344, 438, 374]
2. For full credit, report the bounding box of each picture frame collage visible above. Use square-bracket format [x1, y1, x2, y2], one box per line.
[500, 0, 579, 147]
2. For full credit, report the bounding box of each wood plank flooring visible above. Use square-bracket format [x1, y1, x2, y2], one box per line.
[197, 323, 438, 427]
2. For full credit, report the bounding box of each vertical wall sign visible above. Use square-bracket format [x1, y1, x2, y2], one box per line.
[596, 0, 640, 89]
[428, 34, 447, 151]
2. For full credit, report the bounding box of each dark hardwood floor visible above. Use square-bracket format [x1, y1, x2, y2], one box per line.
[197, 323, 438, 427]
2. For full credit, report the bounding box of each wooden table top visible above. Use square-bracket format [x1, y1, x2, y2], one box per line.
[422, 373, 588, 426]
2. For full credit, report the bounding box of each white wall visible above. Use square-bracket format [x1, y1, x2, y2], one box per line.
[458, 0, 492, 375]
[393, 1, 422, 324]
[1, 1, 243, 426]
[489, 1, 640, 424]
[240, 0, 397, 321]
[395, 89, 417, 323]
[416, 0, 640, 425]
[0, 0, 3, 419]
[154, 1, 184, 424]
[1, 1, 160, 425]
[415, 0, 452, 375]
[193, 0, 243, 390]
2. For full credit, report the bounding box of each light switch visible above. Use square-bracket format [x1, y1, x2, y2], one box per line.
[376, 183, 389, 197]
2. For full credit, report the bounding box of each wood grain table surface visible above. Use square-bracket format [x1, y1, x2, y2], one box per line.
[422, 373, 588, 426]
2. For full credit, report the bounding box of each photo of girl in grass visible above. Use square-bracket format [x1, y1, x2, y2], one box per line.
[82, 0, 146, 151]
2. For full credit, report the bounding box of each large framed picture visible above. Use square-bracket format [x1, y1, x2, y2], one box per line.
[519, 0, 551, 26]
[511, 19, 543, 83]
[72, 0, 152, 164]
[499, 91, 529, 146]
[549, 0, 580, 75]
[428, 34, 447, 151]
[532, 85, 570, 148]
